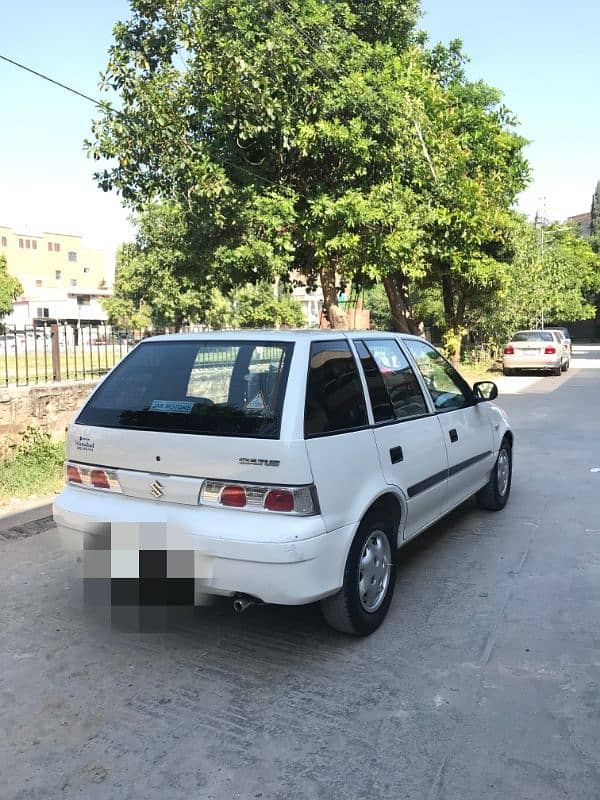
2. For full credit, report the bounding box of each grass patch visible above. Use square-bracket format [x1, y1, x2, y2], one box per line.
[458, 361, 503, 385]
[0, 428, 65, 503]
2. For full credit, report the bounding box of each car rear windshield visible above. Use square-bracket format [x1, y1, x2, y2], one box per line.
[76, 339, 294, 438]
[512, 331, 554, 342]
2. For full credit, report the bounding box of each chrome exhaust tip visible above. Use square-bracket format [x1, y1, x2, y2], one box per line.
[233, 595, 257, 613]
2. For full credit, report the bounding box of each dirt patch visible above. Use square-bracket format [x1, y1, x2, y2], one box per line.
[0, 516, 54, 541]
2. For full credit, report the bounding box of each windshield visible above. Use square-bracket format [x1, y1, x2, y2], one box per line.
[76, 339, 294, 438]
[512, 331, 554, 342]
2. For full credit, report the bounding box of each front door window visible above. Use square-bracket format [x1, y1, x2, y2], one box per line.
[403, 340, 472, 412]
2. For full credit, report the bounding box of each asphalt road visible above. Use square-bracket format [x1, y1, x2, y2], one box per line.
[2, 346, 600, 800]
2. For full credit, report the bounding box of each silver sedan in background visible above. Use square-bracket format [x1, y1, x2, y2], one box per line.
[503, 330, 568, 376]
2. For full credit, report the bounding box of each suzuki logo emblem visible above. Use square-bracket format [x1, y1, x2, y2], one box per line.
[150, 480, 164, 498]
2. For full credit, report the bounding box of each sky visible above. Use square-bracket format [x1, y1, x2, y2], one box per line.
[1, 1, 599, 280]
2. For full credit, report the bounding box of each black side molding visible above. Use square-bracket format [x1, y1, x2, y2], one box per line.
[407, 469, 448, 498]
[407, 451, 493, 498]
[448, 451, 492, 477]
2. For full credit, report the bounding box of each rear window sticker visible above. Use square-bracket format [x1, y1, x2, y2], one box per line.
[150, 400, 194, 414]
[245, 392, 267, 412]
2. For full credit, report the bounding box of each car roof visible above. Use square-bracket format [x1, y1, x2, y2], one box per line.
[146, 329, 426, 344]
[512, 329, 554, 335]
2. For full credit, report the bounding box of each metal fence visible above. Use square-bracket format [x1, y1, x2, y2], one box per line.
[0, 323, 150, 388]
[0, 323, 284, 387]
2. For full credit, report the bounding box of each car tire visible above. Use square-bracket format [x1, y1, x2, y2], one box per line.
[476, 439, 512, 511]
[503, 368, 512, 376]
[552, 365, 561, 376]
[320, 513, 396, 636]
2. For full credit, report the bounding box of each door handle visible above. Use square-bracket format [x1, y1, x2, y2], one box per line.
[449, 429, 458, 443]
[390, 446, 404, 464]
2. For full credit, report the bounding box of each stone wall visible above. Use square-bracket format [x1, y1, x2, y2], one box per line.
[0, 380, 98, 456]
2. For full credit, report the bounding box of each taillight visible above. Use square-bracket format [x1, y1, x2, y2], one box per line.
[544, 346, 556, 354]
[90, 469, 111, 489]
[200, 481, 317, 515]
[220, 485, 247, 507]
[66, 464, 82, 484]
[264, 489, 294, 512]
[504, 346, 514, 355]
[64, 461, 121, 492]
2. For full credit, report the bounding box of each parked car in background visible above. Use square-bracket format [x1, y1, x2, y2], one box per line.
[549, 327, 572, 357]
[503, 330, 568, 376]
[54, 331, 513, 636]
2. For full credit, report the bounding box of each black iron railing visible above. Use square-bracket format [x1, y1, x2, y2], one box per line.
[0, 323, 146, 387]
[0, 324, 284, 387]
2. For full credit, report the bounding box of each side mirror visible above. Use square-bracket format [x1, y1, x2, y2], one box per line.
[473, 381, 498, 402]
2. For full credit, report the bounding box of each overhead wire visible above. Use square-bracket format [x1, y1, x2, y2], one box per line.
[0, 50, 291, 195]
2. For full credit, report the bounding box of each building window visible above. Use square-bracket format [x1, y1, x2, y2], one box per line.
[32, 240, 37, 250]
[36, 307, 50, 318]
[19, 239, 24, 248]
[83, 266, 90, 274]
[71, 279, 77, 287]
[55, 270, 62, 280]
[53, 243, 60, 252]
[48, 242, 53, 251]
[36, 280, 43, 288]
[1, 236, 6, 247]
[25, 239, 31, 249]
[68, 251, 77, 262]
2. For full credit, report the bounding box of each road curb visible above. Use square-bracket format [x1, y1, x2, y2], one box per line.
[0, 496, 55, 534]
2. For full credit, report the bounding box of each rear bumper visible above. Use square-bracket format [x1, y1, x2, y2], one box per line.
[503, 355, 561, 370]
[53, 485, 354, 605]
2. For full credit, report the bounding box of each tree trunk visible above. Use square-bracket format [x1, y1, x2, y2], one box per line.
[320, 265, 347, 328]
[441, 273, 465, 367]
[382, 271, 420, 334]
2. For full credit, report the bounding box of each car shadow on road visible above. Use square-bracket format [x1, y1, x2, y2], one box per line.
[79, 500, 485, 659]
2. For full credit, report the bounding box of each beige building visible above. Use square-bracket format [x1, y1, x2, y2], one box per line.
[0, 225, 110, 326]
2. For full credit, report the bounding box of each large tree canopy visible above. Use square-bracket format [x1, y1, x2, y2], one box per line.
[89, 0, 528, 338]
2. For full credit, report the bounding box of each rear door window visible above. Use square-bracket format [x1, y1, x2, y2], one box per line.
[76, 340, 293, 438]
[359, 339, 429, 421]
[304, 341, 368, 436]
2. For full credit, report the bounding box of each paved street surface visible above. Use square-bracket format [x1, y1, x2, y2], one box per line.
[2, 346, 600, 800]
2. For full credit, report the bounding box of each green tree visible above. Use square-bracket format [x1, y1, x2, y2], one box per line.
[0, 254, 23, 320]
[476, 217, 600, 351]
[86, 0, 437, 330]
[89, 1, 527, 342]
[590, 179, 600, 253]
[414, 50, 529, 362]
[232, 282, 305, 328]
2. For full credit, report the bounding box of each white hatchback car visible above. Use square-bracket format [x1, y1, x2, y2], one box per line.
[53, 331, 513, 635]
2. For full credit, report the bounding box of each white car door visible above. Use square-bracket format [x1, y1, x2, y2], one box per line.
[402, 339, 495, 512]
[352, 338, 449, 539]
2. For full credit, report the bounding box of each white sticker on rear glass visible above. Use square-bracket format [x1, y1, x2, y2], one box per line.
[150, 400, 194, 414]
[245, 392, 266, 412]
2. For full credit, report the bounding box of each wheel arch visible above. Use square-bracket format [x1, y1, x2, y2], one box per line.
[360, 490, 405, 552]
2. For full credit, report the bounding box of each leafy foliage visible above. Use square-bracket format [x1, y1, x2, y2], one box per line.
[232, 283, 305, 328]
[0, 428, 65, 501]
[590, 179, 600, 254]
[0, 254, 23, 319]
[473, 217, 600, 350]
